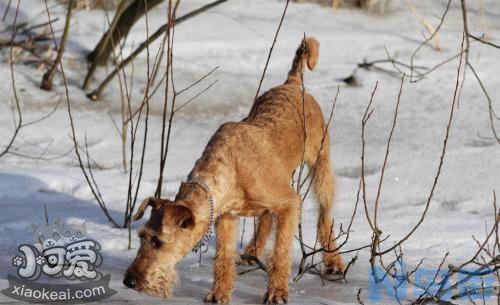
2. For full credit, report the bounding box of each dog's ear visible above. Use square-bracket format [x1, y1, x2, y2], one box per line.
[167, 205, 195, 229]
[134, 197, 163, 221]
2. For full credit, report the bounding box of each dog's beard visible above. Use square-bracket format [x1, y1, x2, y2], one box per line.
[136, 264, 179, 298]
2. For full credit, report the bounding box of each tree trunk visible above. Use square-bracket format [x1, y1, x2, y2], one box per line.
[87, 0, 229, 100]
[86, 0, 164, 66]
[82, 0, 128, 90]
[41, 0, 74, 91]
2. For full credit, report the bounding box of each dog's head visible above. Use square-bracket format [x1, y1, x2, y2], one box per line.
[123, 197, 202, 298]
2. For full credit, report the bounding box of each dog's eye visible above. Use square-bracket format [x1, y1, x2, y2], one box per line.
[151, 235, 164, 248]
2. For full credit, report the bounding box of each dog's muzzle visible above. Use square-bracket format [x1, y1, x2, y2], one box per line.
[123, 273, 137, 289]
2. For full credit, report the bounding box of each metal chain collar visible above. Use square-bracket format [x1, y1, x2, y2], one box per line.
[186, 177, 215, 253]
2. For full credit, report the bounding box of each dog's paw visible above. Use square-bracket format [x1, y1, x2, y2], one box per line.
[238, 252, 257, 266]
[263, 288, 288, 304]
[323, 255, 345, 275]
[204, 290, 231, 304]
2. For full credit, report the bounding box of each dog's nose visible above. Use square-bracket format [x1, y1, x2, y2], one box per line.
[123, 274, 136, 289]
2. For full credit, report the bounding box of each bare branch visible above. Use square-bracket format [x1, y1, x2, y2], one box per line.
[0, 0, 22, 159]
[253, 0, 290, 101]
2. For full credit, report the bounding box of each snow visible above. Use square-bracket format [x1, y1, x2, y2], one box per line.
[0, 0, 499, 304]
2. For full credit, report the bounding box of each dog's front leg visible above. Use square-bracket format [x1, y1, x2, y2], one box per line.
[264, 199, 299, 304]
[205, 213, 239, 304]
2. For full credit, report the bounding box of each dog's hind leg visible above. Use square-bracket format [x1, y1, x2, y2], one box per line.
[205, 214, 239, 304]
[308, 141, 345, 274]
[240, 211, 273, 265]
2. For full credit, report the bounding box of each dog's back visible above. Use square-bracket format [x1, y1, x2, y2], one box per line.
[193, 38, 328, 178]
[242, 37, 326, 173]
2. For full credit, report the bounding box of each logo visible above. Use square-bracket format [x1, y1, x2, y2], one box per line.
[368, 263, 496, 303]
[2, 219, 116, 303]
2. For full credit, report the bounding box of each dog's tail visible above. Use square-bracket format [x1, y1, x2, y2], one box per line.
[285, 37, 319, 86]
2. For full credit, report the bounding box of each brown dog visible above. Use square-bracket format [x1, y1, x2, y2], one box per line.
[123, 37, 343, 303]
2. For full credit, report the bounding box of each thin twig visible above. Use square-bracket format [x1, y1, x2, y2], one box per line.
[253, 0, 290, 101]
[43, 0, 119, 228]
[0, 0, 22, 159]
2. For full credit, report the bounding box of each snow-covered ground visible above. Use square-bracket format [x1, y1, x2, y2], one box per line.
[0, 0, 499, 304]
